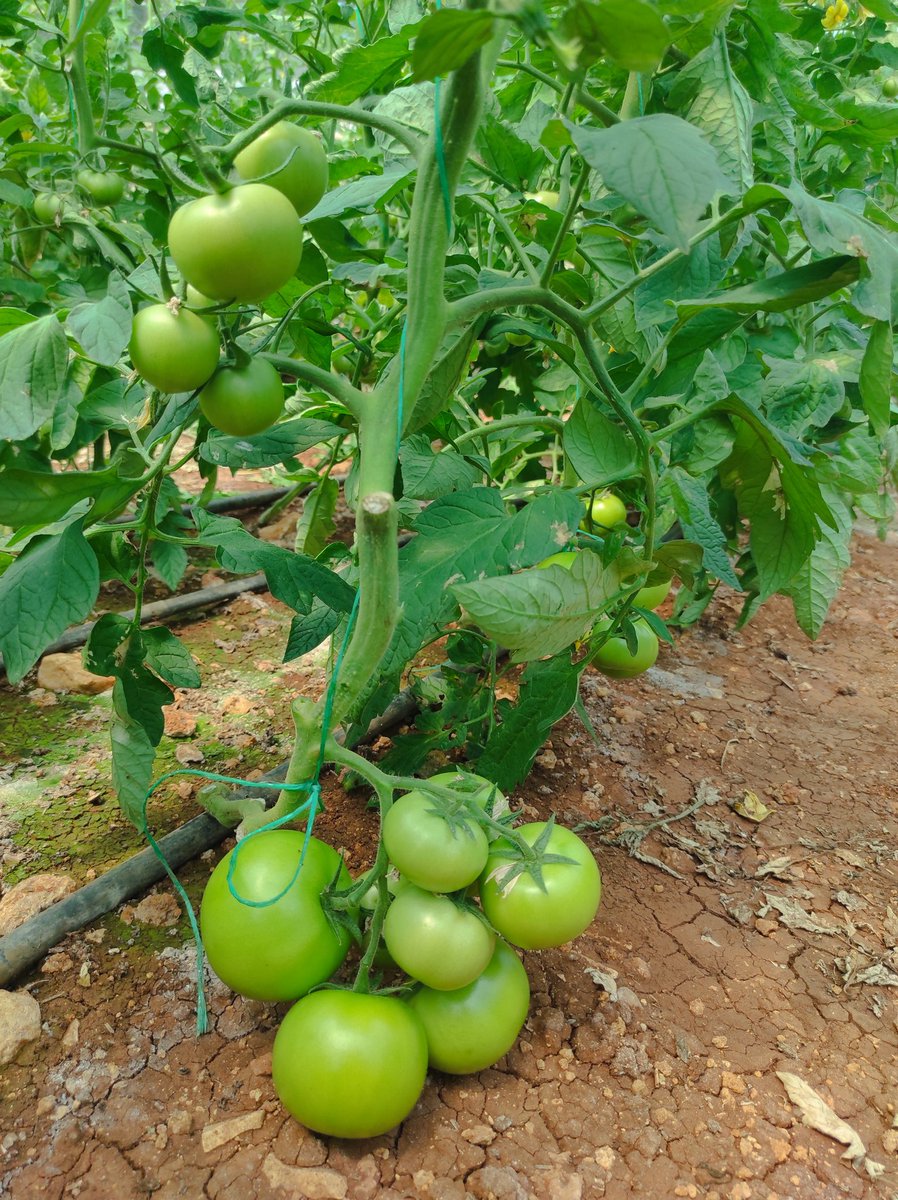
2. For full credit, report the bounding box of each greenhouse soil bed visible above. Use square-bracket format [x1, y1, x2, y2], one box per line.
[1, 527, 897, 1200]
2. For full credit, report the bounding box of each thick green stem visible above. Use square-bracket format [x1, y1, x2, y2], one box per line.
[261, 353, 367, 420]
[66, 0, 95, 152]
[620, 72, 642, 120]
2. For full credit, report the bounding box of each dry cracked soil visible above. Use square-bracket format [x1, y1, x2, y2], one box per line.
[1, 523, 897, 1200]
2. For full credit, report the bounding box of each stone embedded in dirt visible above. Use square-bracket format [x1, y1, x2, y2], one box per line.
[262, 1154, 348, 1199]
[121, 892, 182, 927]
[460, 1125, 496, 1146]
[36, 653, 115, 695]
[249, 1051, 273, 1076]
[40, 952, 74, 975]
[164, 707, 198, 738]
[535, 748, 557, 769]
[221, 693, 253, 716]
[175, 744, 204, 765]
[201, 1108, 265, 1153]
[27, 687, 58, 707]
[0, 989, 41, 1065]
[0, 873, 76, 936]
[61, 1018, 79, 1049]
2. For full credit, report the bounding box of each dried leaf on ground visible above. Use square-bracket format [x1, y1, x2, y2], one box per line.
[759, 894, 840, 935]
[777, 1071, 884, 1179]
[732, 790, 772, 822]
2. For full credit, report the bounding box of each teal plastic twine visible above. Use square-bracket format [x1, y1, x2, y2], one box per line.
[140, 586, 360, 1035]
[637, 73, 645, 116]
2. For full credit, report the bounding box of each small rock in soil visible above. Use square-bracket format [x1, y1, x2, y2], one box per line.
[0, 989, 41, 1065]
[121, 893, 182, 927]
[221, 693, 253, 716]
[164, 707, 198, 738]
[200, 1108, 265, 1153]
[0, 873, 76, 935]
[40, 952, 74, 975]
[36, 653, 115, 695]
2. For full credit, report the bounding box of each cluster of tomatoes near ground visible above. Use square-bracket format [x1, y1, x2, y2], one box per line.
[196, 770, 603, 1140]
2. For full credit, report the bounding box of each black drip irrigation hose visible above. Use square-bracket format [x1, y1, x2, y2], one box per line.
[0, 685, 423, 988]
[110, 486, 292, 525]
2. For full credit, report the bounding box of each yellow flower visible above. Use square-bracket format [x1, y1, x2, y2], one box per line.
[822, 0, 849, 29]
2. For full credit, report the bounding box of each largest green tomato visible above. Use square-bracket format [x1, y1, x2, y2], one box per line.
[168, 183, 303, 303]
[129, 304, 220, 394]
[407, 940, 530, 1074]
[200, 831, 352, 1001]
[273, 991, 428, 1138]
[479, 823, 601, 950]
[234, 122, 328, 217]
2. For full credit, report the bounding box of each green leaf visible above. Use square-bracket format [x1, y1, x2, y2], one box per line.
[0, 467, 123, 528]
[400, 435, 481, 501]
[304, 166, 413, 222]
[454, 551, 621, 662]
[199, 417, 345, 470]
[66, 271, 132, 367]
[563, 396, 637, 484]
[150, 537, 188, 592]
[411, 9, 495, 82]
[761, 359, 845, 438]
[666, 467, 740, 588]
[141, 27, 198, 107]
[0, 314, 69, 441]
[675, 255, 861, 320]
[295, 477, 339, 558]
[110, 695, 157, 828]
[193, 510, 356, 614]
[668, 33, 753, 191]
[476, 653, 582, 792]
[635, 237, 732, 329]
[408, 322, 481, 433]
[569, 115, 729, 250]
[83, 612, 130, 674]
[141, 626, 201, 689]
[561, 0, 670, 72]
[477, 114, 545, 193]
[859, 321, 893, 437]
[308, 33, 410, 105]
[0, 522, 99, 682]
[284, 603, 341, 662]
[787, 489, 852, 639]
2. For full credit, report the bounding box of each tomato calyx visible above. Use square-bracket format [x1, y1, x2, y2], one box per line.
[480, 815, 579, 897]
[319, 864, 364, 945]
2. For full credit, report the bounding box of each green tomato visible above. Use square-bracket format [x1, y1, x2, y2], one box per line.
[129, 303, 220, 395]
[383, 884, 496, 990]
[882, 75, 898, 99]
[537, 551, 578, 570]
[525, 189, 560, 209]
[633, 578, 671, 610]
[199, 356, 285, 437]
[383, 789, 489, 894]
[582, 491, 628, 531]
[273, 991, 428, 1138]
[33, 192, 64, 223]
[479, 823, 602, 951]
[234, 122, 329, 217]
[168, 183, 303, 303]
[200, 831, 353, 1002]
[77, 169, 124, 205]
[592, 616, 660, 678]
[407, 940, 530, 1075]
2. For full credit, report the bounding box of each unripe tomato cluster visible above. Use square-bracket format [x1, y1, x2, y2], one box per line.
[199, 771, 602, 1140]
[538, 491, 672, 679]
[125, 122, 328, 435]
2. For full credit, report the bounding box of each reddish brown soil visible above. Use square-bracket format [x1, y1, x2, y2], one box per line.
[2, 526, 897, 1200]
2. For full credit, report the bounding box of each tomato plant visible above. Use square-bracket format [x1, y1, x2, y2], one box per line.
[882, 76, 898, 99]
[633, 578, 671, 611]
[479, 823, 602, 951]
[168, 184, 303, 302]
[198, 355, 285, 437]
[383, 789, 489, 894]
[129, 303, 220, 395]
[200, 831, 353, 1002]
[234, 121, 329, 217]
[272, 991, 428, 1138]
[407, 940, 531, 1075]
[591, 618, 660, 679]
[383, 884, 496, 990]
